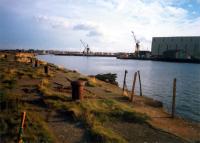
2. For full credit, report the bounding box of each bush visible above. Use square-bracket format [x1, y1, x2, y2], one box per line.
[95, 73, 118, 85]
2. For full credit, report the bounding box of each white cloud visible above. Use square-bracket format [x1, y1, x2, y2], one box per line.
[1, 0, 200, 52]
[34, 15, 71, 29]
[73, 23, 103, 37]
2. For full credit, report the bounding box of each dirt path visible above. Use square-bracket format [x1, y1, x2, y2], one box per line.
[86, 80, 200, 142]
[46, 110, 87, 143]
[105, 121, 186, 143]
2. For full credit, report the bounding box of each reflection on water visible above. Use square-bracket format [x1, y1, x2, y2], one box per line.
[38, 55, 200, 122]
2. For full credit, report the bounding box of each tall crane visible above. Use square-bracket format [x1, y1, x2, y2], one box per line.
[80, 39, 91, 55]
[131, 31, 140, 57]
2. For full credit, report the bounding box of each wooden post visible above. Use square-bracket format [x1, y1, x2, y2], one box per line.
[172, 78, 176, 118]
[122, 70, 128, 95]
[131, 72, 137, 102]
[137, 71, 142, 96]
[18, 111, 26, 143]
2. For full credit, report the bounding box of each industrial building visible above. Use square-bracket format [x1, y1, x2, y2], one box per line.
[151, 36, 200, 59]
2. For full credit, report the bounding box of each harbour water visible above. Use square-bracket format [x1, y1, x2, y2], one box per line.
[38, 55, 200, 122]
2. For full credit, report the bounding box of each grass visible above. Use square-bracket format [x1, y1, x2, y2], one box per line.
[0, 68, 17, 89]
[60, 99, 148, 143]
[0, 91, 54, 143]
[0, 112, 20, 143]
[36, 77, 149, 143]
[23, 112, 55, 143]
[0, 53, 151, 143]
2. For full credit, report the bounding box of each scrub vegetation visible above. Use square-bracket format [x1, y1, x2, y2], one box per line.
[0, 52, 199, 143]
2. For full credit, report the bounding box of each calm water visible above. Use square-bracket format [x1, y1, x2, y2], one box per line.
[38, 55, 200, 122]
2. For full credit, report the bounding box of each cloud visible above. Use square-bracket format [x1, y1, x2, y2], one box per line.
[34, 15, 70, 29]
[73, 23, 103, 37]
[73, 23, 95, 31]
[1, 0, 200, 52]
[87, 30, 102, 37]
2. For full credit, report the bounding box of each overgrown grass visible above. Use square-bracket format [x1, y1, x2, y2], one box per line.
[23, 112, 55, 143]
[1, 69, 17, 89]
[0, 55, 56, 142]
[0, 90, 55, 143]
[36, 77, 149, 143]
[60, 99, 148, 143]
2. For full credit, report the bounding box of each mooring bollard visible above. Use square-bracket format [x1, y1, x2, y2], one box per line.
[71, 80, 84, 101]
[122, 70, 128, 95]
[44, 65, 49, 74]
[131, 72, 137, 102]
[137, 70, 142, 96]
[35, 60, 39, 67]
[172, 78, 176, 118]
[30, 58, 33, 64]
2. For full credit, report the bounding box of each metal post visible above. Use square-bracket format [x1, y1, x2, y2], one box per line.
[71, 80, 84, 101]
[44, 65, 49, 74]
[172, 78, 176, 118]
[35, 60, 38, 67]
[131, 72, 137, 102]
[137, 71, 142, 96]
[30, 58, 33, 64]
[122, 70, 128, 95]
[18, 111, 26, 143]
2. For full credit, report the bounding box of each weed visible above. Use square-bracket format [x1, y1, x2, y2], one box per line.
[24, 112, 55, 143]
[2, 79, 17, 89]
[85, 81, 96, 87]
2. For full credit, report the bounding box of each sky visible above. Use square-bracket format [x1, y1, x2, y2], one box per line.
[0, 0, 200, 52]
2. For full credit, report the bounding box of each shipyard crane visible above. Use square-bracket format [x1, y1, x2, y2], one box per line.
[131, 31, 140, 57]
[80, 39, 91, 55]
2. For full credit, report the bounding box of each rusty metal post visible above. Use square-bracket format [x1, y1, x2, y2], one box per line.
[137, 70, 142, 96]
[131, 72, 137, 102]
[44, 65, 49, 74]
[35, 60, 39, 67]
[18, 111, 26, 143]
[71, 80, 84, 101]
[172, 78, 176, 118]
[122, 70, 128, 95]
[30, 58, 33, 63]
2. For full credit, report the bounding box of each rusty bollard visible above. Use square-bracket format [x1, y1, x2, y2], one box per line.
[44, 65, 49, 74]
[71, 80, 85, 101]
[30, 58, 33, 64]
[35, 60, 39, 67]
[4, 54, 7, 59]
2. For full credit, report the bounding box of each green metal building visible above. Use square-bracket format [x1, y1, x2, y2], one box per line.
[151, 36, 200, 59]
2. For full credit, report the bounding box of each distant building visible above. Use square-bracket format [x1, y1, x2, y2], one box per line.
[151, 36, 200, 59]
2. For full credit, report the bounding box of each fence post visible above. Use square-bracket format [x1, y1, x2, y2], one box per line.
[137, 71, 142, 96]
[122, 70, 128, 95]
[131, 72, 137, 102]
[172, 78, 176, 118]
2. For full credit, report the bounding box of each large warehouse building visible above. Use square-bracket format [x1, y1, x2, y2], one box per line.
[151, 36, 200, 59]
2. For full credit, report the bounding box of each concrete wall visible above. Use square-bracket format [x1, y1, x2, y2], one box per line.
[151, 36, 200, 59]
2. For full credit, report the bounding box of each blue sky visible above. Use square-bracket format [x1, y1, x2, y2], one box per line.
[0, 0, 200, 52]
